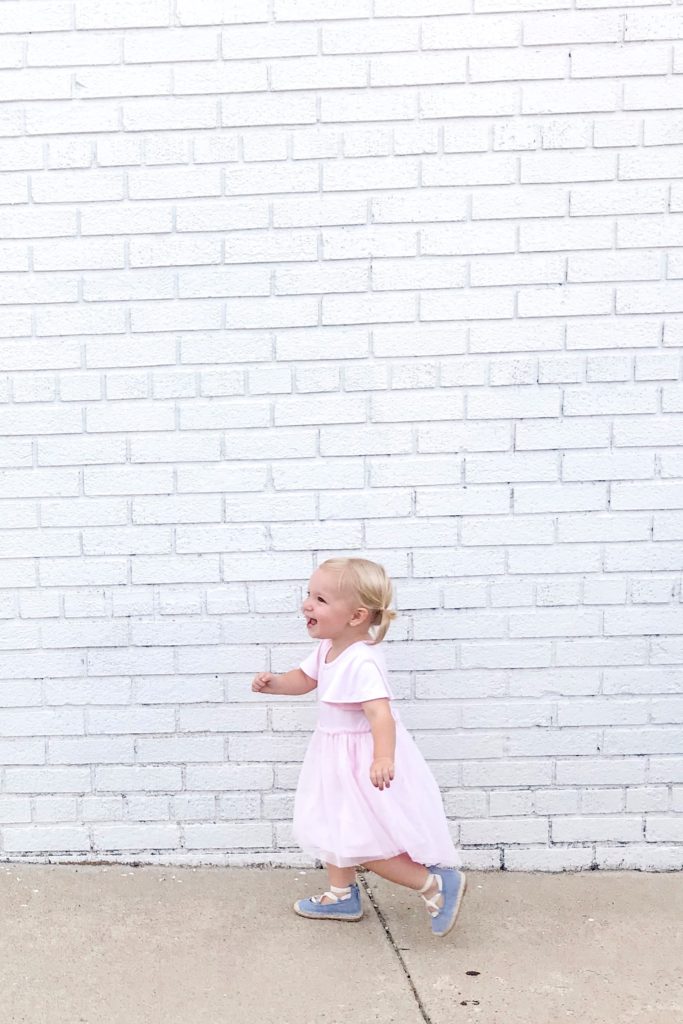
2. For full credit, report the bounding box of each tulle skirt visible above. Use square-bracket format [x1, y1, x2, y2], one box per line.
[292, 722, 458, 869]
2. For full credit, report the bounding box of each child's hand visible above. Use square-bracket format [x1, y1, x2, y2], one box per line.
[370, 757, 395, 791]
[252, 672, 277, 693]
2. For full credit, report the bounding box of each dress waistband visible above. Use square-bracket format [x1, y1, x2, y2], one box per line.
[315, 725, 372, 736]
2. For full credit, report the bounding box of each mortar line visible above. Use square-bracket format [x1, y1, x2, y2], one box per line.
[358, 872, 433, 1024]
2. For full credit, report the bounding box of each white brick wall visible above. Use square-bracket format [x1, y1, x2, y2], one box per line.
[0, 0, 681, 871]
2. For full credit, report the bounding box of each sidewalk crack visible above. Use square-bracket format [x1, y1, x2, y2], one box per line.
[359, 873, 433, 1024]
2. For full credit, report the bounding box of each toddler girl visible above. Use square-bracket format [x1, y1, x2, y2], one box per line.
[251, 556, 466, 938]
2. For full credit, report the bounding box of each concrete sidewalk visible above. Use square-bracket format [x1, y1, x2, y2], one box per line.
[1, 865, 681, 1024]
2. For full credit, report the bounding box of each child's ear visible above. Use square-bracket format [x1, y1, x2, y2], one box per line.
[350, 607, 370, 627]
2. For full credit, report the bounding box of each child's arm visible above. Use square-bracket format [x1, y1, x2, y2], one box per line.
[362, 698, 396, 791]
[251, 668, 316, 696]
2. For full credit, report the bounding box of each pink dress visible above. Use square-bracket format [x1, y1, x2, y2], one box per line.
[292, 638, 458, 869]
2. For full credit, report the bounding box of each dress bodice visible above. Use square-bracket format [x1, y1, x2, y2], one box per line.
[299, 638, 397, 735]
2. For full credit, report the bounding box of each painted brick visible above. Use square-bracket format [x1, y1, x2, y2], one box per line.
[0, 5, 677, 871]
[0, 2, 72, 33]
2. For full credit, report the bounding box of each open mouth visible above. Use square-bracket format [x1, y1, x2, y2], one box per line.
[306, 617, 317, 628]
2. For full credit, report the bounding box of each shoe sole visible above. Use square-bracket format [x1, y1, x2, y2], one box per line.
[293, 901, 363, 922]
[434, 872, 467, 939]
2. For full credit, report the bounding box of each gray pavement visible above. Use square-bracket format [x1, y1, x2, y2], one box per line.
[1, 865, 681, 1024]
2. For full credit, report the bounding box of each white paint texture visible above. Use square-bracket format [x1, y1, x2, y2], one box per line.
[0, 0, 682, 870]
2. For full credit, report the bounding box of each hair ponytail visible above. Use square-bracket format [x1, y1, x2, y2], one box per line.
[372, 605, 398, 644]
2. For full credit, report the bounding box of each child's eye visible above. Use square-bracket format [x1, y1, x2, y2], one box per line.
[317, 597, 326, 603]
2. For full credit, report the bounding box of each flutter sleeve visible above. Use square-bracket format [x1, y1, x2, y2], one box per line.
[299, 642, 321, 681]
[320, 656, 393, 705]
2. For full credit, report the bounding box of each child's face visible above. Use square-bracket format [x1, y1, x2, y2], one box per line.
[301, 568, 365, 641]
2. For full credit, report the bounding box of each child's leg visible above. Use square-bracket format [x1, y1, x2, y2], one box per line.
[361, 853, 442, 909]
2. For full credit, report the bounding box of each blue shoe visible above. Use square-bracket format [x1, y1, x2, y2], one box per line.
[293, 883, 363, 921]
[424, 866, 467, 938]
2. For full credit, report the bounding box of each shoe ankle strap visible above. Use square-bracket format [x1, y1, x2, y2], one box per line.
[312, 884, 352, 905]
[419, 873, 442, 916]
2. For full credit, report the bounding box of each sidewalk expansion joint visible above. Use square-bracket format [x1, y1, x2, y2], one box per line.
[359, 873, 433, 1024]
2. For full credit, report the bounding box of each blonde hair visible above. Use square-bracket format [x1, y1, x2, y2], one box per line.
[318, 557, 397, 644]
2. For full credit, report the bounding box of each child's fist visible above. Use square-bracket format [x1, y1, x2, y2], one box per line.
[252, 672, 275, 693]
